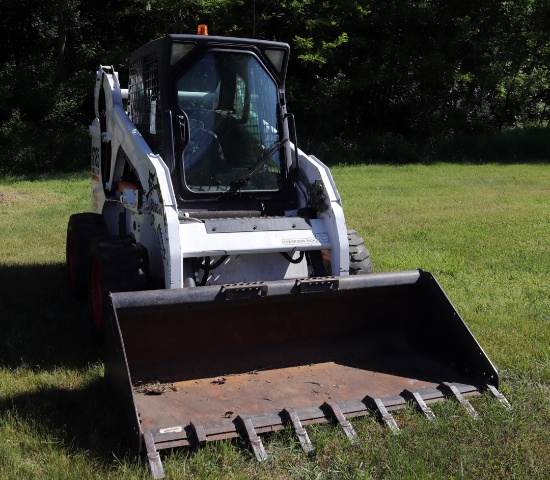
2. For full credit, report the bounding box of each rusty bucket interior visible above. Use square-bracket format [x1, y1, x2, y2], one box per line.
[105, 270, 499, 458]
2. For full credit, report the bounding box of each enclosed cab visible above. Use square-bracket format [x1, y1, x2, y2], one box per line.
[91, 34, 352, 291]
[128, 35, 294, 211]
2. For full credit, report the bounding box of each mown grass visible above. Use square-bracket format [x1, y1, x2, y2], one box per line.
[1, 165, 549, 479]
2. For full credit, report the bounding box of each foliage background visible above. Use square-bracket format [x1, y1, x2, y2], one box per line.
[1, 0, 549, 174]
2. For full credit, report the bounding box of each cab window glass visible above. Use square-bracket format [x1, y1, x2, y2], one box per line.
[176, 52, 283, 192]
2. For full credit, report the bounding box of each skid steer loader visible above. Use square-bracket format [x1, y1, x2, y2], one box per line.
[66, 29, 511, 478]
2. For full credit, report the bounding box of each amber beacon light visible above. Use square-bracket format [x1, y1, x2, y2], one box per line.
[197, 24, 209, 35]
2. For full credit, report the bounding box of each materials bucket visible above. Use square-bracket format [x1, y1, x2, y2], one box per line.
[105, 270, 507, 478]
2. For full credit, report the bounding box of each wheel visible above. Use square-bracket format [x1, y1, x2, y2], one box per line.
[66, 213, 108, 299]
[347, 229, 373, 274]
[89, 235, 146, 333]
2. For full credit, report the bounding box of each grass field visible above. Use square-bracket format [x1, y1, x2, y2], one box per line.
[0, 164, 548, 479]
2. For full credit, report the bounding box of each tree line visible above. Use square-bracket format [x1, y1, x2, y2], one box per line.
[1, 0, 549, 173]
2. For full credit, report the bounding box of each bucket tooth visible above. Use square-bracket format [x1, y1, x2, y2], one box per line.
[283, 408, 315, 454]
[442, 383, 479, 420]
[368, 397, 400, 433]
[190, 421, 207, 445]
[143, 431, 165, 479]
[405, 390, 436, 421]
[323, 401, 359, 444]
[238, 416, 268, 462]
[486, 384, 513, 411]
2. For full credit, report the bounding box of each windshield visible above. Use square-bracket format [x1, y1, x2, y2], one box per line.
[176, 52, 284, 192]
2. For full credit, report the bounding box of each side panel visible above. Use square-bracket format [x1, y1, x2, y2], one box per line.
[90, 117, 104, 213]
[293, 146, 350, 275]
[93, 65, 183, 289]
[140, 154, 182, 288]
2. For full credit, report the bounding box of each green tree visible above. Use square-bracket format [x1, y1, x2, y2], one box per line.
[1, 0, 548, 173]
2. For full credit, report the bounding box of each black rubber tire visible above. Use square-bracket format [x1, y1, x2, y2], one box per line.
[347, 228, 373, 274]
[66, 213, 108, 299]
[88, 235, 146, 334]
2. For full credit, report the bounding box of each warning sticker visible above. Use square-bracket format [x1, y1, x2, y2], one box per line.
[159, 426, 183, 434]
[282, 237, 318, 245]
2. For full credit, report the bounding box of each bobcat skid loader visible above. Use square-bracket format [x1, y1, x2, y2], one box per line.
[66, 29, 511, 478]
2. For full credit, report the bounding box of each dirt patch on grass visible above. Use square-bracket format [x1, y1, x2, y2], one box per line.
[0, 189, 61, 211]
[0, 191, 32, 206]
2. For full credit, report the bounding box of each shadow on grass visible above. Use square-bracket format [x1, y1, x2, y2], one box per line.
[0, 378, 139, 463]
[0, 262, 144, 464]
[0, 262, 100, 371]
